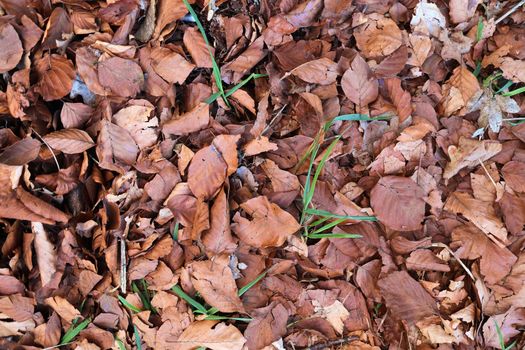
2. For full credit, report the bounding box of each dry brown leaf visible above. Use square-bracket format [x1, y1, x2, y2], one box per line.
[34, 312, 61, 348]
[410, 0, 446, 37]
[41, 7, 73, 50]
[501, 57, 525, 83]
[35, 54, 75, 101]
[45, 296, 81, 325]
[481, 45, 510, 68]
[244, 302, 289, 350]
[445, 191, 508, 245]
[243, 136, 278, 156]
[385, 77, 412, 122]
[0, 276, 25, 296]
[154, 0, 191, 40]
[163, 103, 210, 137]
[187, 143, 228, 201]
[341, 54, 378, 107]
[407, 34, 432, 67]
[97, 57, 144, 98]
[43, 129, 95, 154]
[183, 27, 214, 68]
[151, 47, 195, 84]
[502, 161, 525, 193]
[354, 15, 403, 58]
[370, 176, 425, 231]
[112, 104, 158, 150]
[96, 120, 139, 173]
[482, 307, 525, 348]
[232, 195, 300, 248]
[452, 224, 516, 285]
[60, 102, 93, 129]
[449, 0, 480, 24]
[172, 320, 246, 350]
[289, 58, 338, 85]
[202, 188, 236, 255]
[440, 66, 480, 117]
[31, 222, 58, 287]
[406, 249, 450, 272]
[221, 36, 266, 84]
[443, 137, 501, 179]
[190, 255, 244, 313]
[0, 23, 23, 74]
[0, 138, 41, 166]
[378, 270, 438, 325]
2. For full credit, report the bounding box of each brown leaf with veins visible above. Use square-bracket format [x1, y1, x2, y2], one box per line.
[406, 249, 450, 272]
[187, 143, 227, 201]
[501, 57, 525, 83]
[97, 120, 139, 173]
[440, 66, 480, 117]
[45, 296, 80, 325]
[202, 188, 236, 255]
[232, 195, 300, 248]
[354, 15, 403, 58]
[0, 138, 40, 165]
[32, 222, 58, 287]
[378, 270, 438, 325]
[184, 27, 214, 68]
[112, 104, 159, 150]
[370, 176, 425, 231]
[385, 77, 412, 122]
[35, 54, 75, 101]
[0, 23, 23, 74]
[34, 312, 61, 348]
[189, 255, 244, 313]
[451, 224, 516, 285]
[449, 0, 481, 24]
[60, 102, 93, 129]
[289, 58, 338, 85]
[172, 320, 246, 350]
[341, 54, 378, 107]
[151, 47, 195, 84]
[97, 57, 144, 97]
[163, 103, 210, 137]
[443, 137, 501, 179]
[502, 161, 525, 193]
[43, 129, 95, 154]
[41, 7, 73, 50]
[243, 136, 278, 156]
[244, 302, 289, 350]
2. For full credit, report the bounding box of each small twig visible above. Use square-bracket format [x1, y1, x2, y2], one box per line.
[430, 243, 475, 281]
[30, 127, 61, 171]
[262, 104, 287, 136]
[305, 336, 359, 350]
[495, 0, 525, 24]
[120, 216, 133, 293]
[478, 159, 498, 190]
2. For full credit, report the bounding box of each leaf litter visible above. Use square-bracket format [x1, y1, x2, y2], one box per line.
[1, 0, 525, 349]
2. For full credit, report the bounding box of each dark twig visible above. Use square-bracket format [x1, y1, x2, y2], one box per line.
[304, 336, 360, 350]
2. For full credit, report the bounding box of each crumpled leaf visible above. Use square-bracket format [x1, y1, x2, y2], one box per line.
[97, 57, 144, 97]
[341, 54, 378, 107]
[172, 320, 246, 350]
[443, 137, 501, 179]
[410, 0, 446, 37]
[467, 89, 520, 133]
[35, 54, 75, 101]
[289, 58, 338, 85]
[440, 66, 480, 117]
[31, 222, 58, 287]
[189, 255, 244, 313]
[163, 103, 210, 137]
[501, 57, 525, 83]
[112, 104, 159, 150]
[354, 15, 403, 58]
[370, 176, 425, 231]
[232, 196, 300, 248]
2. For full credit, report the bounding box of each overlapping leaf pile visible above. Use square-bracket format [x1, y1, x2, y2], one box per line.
[1, 0, 525, 349]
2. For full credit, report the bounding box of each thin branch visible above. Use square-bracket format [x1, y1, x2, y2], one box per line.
[305, 336, 360, 350]
[495, 0, 525, 24]
[30, 127, 61, 171]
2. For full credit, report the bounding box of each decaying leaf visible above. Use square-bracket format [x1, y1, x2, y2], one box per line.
[341, 55, 378, 108]
[443, 137, 501, 179]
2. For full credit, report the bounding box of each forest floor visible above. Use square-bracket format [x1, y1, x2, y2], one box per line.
[1, 0, 525, 349]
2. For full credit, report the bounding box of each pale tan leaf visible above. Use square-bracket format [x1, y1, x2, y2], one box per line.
[173, 320, 246, 350]
[289, 58, 338, 85]
[354, 16, 403, 58]
[443, 137, 501, 179]
[31, 222, 57, 287]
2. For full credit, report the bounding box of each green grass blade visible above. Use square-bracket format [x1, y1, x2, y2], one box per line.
[239, 270, 267, 296]
[133, 325, 142, 350]
[308, 215, 332, 228]
[117, 295, 142, 313]
[60, 317, 91, 345]
[205, 73, 267, 104]
[496, 80, 514, 94]
[171, 285, 208, 314]
[311, 217, 347, 234]
[204, 315, 252, 322]
[182, 0, 226, 102]
[503, 85, 525, 97]
[115, 338, 126, 350]
[304, 208, 377, 221]
[307, 233, 362, 239]
[172, 221, 180, 240]
[473, 61, 482, 77]
[332, 113, 391, 124]
[476, 17, 484, 42]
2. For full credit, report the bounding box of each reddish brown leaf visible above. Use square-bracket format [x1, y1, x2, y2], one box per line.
[151, 47, 195, 84]
[0, 23, 23, 74]
[163, 103, 210, 137]
[370, 176, 425, 231]
[244, 302, 289, 350]
[341, 55, 378, 107]
[502, 161, 525, 193]
[378, 270, 438, 325]
[232, 196, 300, 248]
[60, 102, 93, 129]
[183, 27, 214, 68]
[354, 16, 403, 58]
[289, 58, 338, 85]
[96, 120, 139, 173]
[41, 7, 73, 50]
[189, 255, 244, 313]
[202, 188, 236, 255]
[187, 143, 228, 201]
[97, 57, 144, 97]
[173, 320, 246, 350]
[35, 54, 75, 101]
[0, 138, 40, 165]
[43, 129, 95, 154]
[385, 77, 412, 122]
[0, 276, 25, 295]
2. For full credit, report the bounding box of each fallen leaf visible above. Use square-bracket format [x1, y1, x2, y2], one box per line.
[445, 191, 508, 245]
[243, 136, 278, 156]
[60, 102, 93, 129]
[183, 27, 214, 68]
[0, 23, 23, 73]
[244, 302, 289, 350]
[35, 54, 75, 101]
[232, 196, 300, 248]
[151, 47, 195, 84]
[449, 0, 481, 24]
[410, 0, 446, 37]
[341, 54, 378, 108]
[378, 270, 438, 325]
[31, 222, 58, 287]
[43, 129, 95, 154]
[45, 296, 81, 325]
[385, 77, 412, 122]
[443, 137, 501, 179]
[202, 188, 237, 255]
[173, 320, 246, 350]
[406, 249, 450, 272]
[190, 255, 244, 313]
[187, 141, 228, 201]
[96, 120, 139, 173]
[370, 176, 425, 231]
[112, 104, 159, 150]
[0, 138, 41, 165]
[440, 66, 480, 117]
[501, 57, 525, 83]
[482, 307, 525, 348]
[289, 58, 338, 85]
[97, 57, 144, 97]
[163, 103, 210, 137]
[354, 15, 403, 58]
